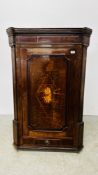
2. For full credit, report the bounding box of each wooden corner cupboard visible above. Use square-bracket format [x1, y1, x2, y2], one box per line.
[7, 27, 92, 152]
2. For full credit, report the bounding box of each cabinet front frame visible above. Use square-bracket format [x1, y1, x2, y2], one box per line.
[15, 43, 83, 149]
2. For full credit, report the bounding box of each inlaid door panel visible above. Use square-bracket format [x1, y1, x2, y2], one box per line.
[27, 55, 69, 131]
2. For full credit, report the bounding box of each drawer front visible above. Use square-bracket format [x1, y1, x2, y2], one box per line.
[16, 35, 81, 45]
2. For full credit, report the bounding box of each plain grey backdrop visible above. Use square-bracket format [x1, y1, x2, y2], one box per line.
[0, 0, 97, 115]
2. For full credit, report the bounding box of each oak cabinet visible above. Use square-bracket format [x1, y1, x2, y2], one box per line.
[7, 27, 92, 151]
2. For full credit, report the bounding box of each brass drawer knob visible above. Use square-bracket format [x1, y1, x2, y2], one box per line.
[45, 140, 50, 145]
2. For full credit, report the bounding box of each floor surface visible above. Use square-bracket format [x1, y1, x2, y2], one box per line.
[0, 115, 98, 175]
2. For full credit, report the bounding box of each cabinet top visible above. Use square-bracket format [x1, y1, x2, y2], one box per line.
[7, 27, 92, 36]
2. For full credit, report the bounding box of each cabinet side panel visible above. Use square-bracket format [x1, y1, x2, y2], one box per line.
[11, 47, 17, 121]
[12, 46, 24, 146]
[79, 46, 87, 121]
[11, 46, 20, 146]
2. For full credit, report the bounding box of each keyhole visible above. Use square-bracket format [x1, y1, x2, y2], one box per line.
[70, 50, 76, 54]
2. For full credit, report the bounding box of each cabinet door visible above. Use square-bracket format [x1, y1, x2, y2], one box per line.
[16, 45, 83, 150]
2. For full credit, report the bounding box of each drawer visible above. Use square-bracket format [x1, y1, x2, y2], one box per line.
[22, 137, 73, 148]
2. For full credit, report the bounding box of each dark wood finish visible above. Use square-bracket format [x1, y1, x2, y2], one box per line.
[7, 27, 92, 151]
